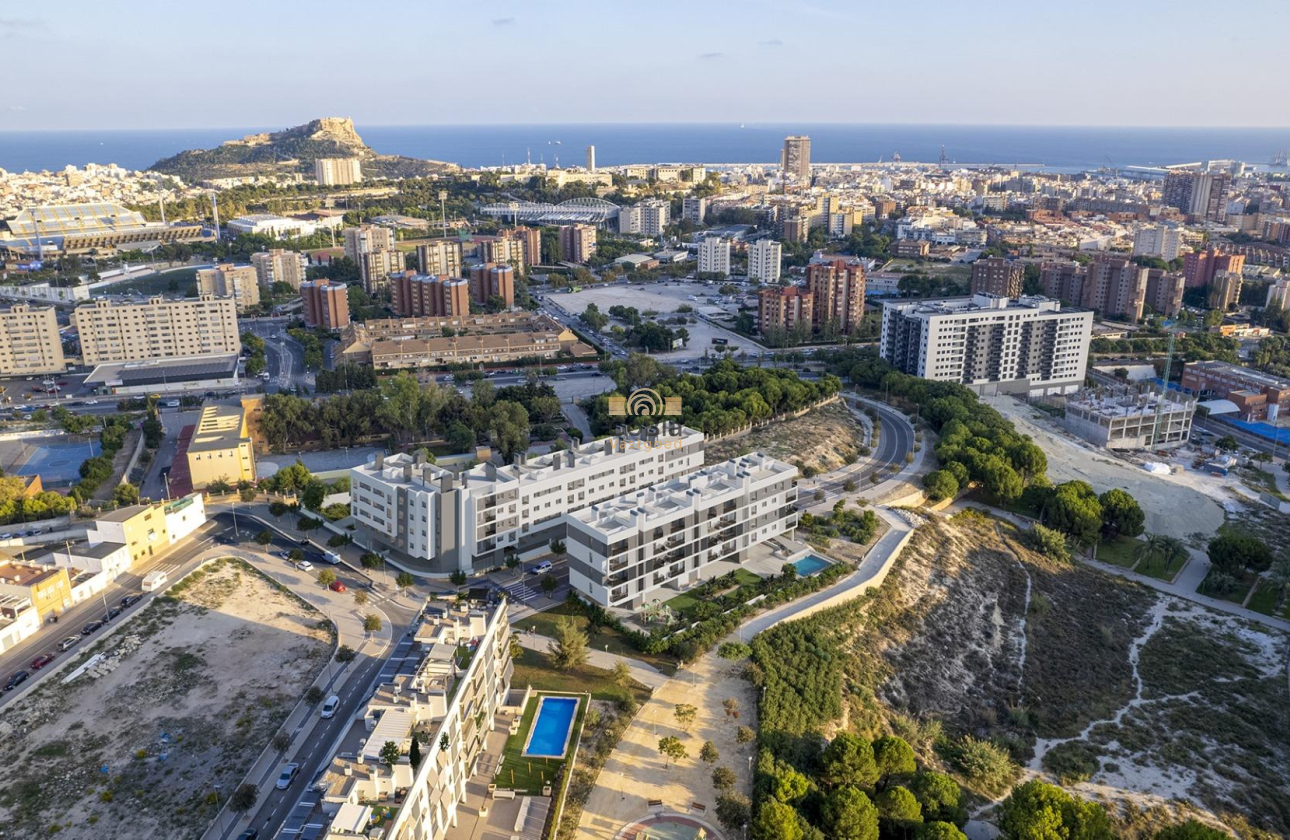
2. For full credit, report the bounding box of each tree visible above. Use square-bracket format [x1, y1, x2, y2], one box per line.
[548, 615, 589, 669]
[360, 551, 384, 570]
[718, 642, 751, 660]
[922, 470, 959, 501]
[1207, 533, 1273, 574]
[674, 703, 698, 731]
[581, 303, 609, 331]
[1153, 821, 1231, 840]
[736, 725, 755, 744]
[821, 732, 879, 789]
[269, 500, 289, 519]
[228, 783, 258, 815]
[699, 740, 720, 764]
[317, 568, 337, 587]
[354, 590, 369, 606]
[395, 571, 415, 591]
[657, 736, 687, 767]
[611, 660, 632, 687]
[549, 538, 567, 557]
[409, 734, 422, 770]
[715, 792, 751, 832]
[772, 767, 810, 803]
[997, 780, 1112, 840]
[305, 686, 325, 704]
[722, 697, 741, 718]
[752, 798, 803, 840]
[824, 786, 880, 840]
[873, 735, 917, 787]
[909, 772, 967, 827]
[335, 644, 356, 662]
[1099, 488, 1144, 539]
[540, 574, 557, 595]
[449, 570, 468, 586]
[487, 400, 530, 463]
[255, 529, 273, 547]
[1045, 481, 1103, 547]
[922, 823, 968, 840]
[875, 786, 923, 832]
[113, 482, 140, 506]
[379, 739, 401, 765]
[363, 613, 383, 633]
[301, 479, 327, 511]
[712, 765, 738, 793]
[1269, 555, 1290, 613]
[1215, 434, 1239, 451]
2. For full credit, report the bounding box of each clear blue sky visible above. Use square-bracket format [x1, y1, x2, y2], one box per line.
[2, 0, 1287, 130]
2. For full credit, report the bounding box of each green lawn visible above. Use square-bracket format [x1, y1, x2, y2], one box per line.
[1198, 569, 1258, 604]
[663, 567, 766, 619]
[511, 646, 653, 706]
[1246, 581, 1290, 619]
[516, 602, 676, 675]
[497, 692, 581, 793]
[1097, 536, 1140, 569]
[1134, 552, 1188, 583]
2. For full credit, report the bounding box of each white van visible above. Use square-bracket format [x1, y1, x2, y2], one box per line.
[322, 550, 342, 565]
[141, 570, 168, 592]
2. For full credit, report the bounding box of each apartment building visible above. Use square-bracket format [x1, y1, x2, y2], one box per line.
[758, 286, 813, 334]
[314, 157, 362, 185]
[415, 239, 464, 277]
[698, 237, 731, 277]
[477, 236, 525, 272]
[300, 278, 351, 328]
[337, 312, 591, 368]
[196, 263, 261, 312]
[637, 199, 670, 236]
[1083, 255, 1147, 322]
[1132, 226, 1183, 262]
[880, 293, 1093, 395]
[469, 263, 515, 308]
[1144, 268, 1186, 317]
[807, 258, 866, 332]
[185, 402, 256, 489]
[559, 224, 597, 263]
[1267, 278, 1290, 311]
[1180, 359, 1290, 421]
[970, 258, 1023, 298]
[343, 223, 395, 263]
[782, 135, 811, 181]
[0, 304, 65, 375]
[508, 226, 542, 267]
[360, 248, 404, 295]
[344, 224, 400, 292]
[250, 249, 309, 290]
[0, 562, 72, 620]
[567, 452, 798, 609]
[1208, 271, 1243, 310]
[321, 600, 513, 840]
[390, 271, 471, 318]
[682, 196, 707, 225]
[747, 238, 782, 283]
[1183, 247, 1245, 289]
[1062, 387, 1195, 450]
[350, 425, 705, 573]
[72, 295, 241, 366]
[1163, 169, 1231, 222]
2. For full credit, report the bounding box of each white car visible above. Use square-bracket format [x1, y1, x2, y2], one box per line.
[320, 695, 340, 719]
[84, 399, 99, 405]
[295, 560, 314, 572]
[275, 763, 299, 790]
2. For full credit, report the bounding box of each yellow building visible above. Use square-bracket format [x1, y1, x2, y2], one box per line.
[95, 504, 169, 564]
[0, 304, 66, 376]
[185, 402, 257, 490]
[0, 560, 73, 620]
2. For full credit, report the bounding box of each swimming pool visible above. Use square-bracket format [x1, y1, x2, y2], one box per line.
[793, 554, 831, 576]
[523, 696, 579, 758]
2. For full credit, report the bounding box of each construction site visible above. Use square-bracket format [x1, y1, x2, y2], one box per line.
[1059, 385, 1197, 450]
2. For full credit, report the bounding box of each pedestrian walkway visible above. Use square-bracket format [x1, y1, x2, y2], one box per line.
[503, 579, 539, 603]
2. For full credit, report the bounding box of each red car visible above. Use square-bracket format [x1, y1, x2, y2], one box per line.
[29, 653, 55, 670]
[328, 580, 347, 593]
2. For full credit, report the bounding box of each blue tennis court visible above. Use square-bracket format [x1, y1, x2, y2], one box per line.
[13, 440, 101, 484]
[1218, 418, 1290, 446]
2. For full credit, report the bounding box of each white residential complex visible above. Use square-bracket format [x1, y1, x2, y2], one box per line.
[617, 199, 670, 236]
[314, 157, 362, 185]
[697, 237, 731, 277]
[1132, 225, 1184, 262]
[880, 293, 1093, 395]
[567, 452, 799, 609]
[350, 426, 705, 573]
[71, 294, 241, 365]
[0, 303, 66, 375]
[747, 238, 783, 283]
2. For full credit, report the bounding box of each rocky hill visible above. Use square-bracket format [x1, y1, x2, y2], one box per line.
[149, 117, 456, 181]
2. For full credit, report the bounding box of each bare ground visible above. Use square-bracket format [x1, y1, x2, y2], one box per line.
[706, 400, 867, 475]
[0, 558, 331, 839]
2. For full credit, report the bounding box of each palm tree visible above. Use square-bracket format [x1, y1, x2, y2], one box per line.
[1157, 536, 1188, 574]
[1133, 534, 1167, 569]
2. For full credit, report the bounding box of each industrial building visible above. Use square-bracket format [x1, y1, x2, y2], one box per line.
[83, 353, 242, 396]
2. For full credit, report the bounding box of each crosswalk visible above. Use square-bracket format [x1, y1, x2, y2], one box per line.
[501, 580, 539, 603]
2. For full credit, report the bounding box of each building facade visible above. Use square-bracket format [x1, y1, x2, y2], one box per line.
[72, 295, 241, 366]
[807, 258, 866, 332]
[314, 157, 362, 185]
[880, 294, 1093, 395]
[468, 264, 515, 308]
[251, 249, 309, 290]
[1144, 269, 1186, 317]
[1180, 360, 1290, 421]
[1183, 248, 1245, 289]
[1083, 255, 1147, 322]
[196, 263, 261, 312]
[300, 279, 351, 328]
[758, 286, 813, 334]
[567, 452, 798, 609]
[682, 197, 707, 225]
[0, 304, 65, 375]
[185, 403, 257, 489]
[1208, 271, 1243, 310]
[415, 240, 464, 277]
[747, 238, 782, 284]
[350, 426, 705, 573]
[697, 237, 731, 277]
[1132, 226, 1183, 262]
[782, 135, 811, 181]
[559, 224, 597, 263]
[390, 272, 471, 318]
[970, 258, 1024, 298]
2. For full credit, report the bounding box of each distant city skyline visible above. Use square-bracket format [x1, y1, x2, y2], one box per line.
[2, 0, 1288, 131]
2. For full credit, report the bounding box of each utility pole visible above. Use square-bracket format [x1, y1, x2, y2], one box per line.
[439, 190, 449, 241]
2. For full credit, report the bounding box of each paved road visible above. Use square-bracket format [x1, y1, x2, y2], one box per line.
[245, 317, 309, 394]
[139, 408, 201, 500]
[798, 395, 916, 501]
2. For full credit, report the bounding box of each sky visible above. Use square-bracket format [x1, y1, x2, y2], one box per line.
[2, 0, 1288, 131]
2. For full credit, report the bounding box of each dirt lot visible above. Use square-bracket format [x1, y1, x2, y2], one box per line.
[0, 558, 331, 838]
[986, 395, 1226, 542]
[705, 400, 868, 474]
[795, 512, 1289, 837]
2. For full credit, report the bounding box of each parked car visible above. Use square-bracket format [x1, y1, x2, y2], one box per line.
[81, 620, 103, 635]
[57, 636, 80, 652]
[320, 695, 340, 719]
[275, 763, 300, 790]
[295, 560, 314, 572]
[528, 560, 553, 575]
[105, 606, 122, 620]
[328, 580, 347, 593]
[119, 594, 142, 608]
[3, 671, 29, 692]
[273, 550, 290, 560]
[29, 653, 55, 670]
[236, 830, 259, 840]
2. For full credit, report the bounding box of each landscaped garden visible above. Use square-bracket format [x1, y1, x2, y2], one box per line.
[498, 692, 586, 794]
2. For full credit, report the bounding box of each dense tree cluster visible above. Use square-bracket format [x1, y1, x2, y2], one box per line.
[72, 414, 134, 502]
[0, 476, 76, 525]
[588, 356, 841, 437]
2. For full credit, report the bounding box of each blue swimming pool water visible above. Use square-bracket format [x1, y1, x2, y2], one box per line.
[793, 555, 831, 576]
[524, 696, 578, 758]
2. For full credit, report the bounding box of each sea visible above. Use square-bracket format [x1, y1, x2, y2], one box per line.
[0, 123, 1287, 175]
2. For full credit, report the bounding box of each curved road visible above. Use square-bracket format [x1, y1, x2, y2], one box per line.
[800, 395, 916, 500]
